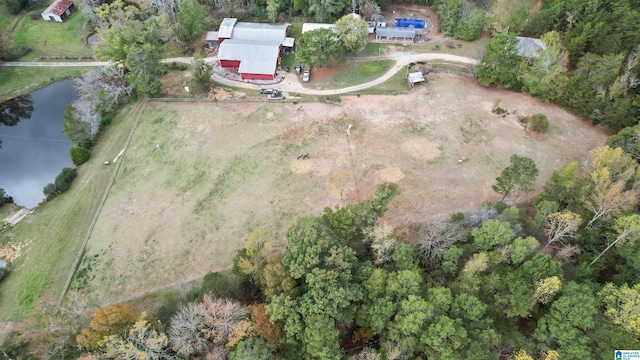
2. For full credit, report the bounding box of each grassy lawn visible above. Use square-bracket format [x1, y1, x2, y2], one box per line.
[308, 59, 393, 90]
[0, 101, 142, 319]
[11, 11, 92, 61]
[0, 66, 91, 102]
[347, 66, 411, 95]
[279, 22, 302, 70]
[408, 35, 491, 60]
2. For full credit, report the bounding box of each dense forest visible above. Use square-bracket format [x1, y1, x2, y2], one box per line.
[2, 0, 640, 358]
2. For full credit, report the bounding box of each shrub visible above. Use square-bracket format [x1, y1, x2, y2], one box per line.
[43, 183, 57, 198]
[70, 146, 91, 166]
[529, 113, 549, 132]
[54, 168, 77, 193]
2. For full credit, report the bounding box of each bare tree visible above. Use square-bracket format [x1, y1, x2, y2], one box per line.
[149, 0, 181, 25]
[543, 211, 581, 251]
[168, 303, 209, 357]
[359, 0, 380, 21]
[591, 214, 640, 266]
[198, 295, 250, 346]
[415, 215, 465, 266]
[462, 204, 498, 229]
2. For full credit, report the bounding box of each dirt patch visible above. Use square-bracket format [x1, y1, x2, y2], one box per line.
[280, 122, 319, 145]
[0, 246, 18, 262]
[310, 67, 340, 83]
[290, 159, 313, 174]
[376, 167, 405, 183]
[401, 138, 442, 161]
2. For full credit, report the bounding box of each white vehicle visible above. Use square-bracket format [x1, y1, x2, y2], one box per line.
[302, 70, 310, 83]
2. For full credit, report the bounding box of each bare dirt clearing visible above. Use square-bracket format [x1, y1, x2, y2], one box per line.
[76, 74, 607, 303]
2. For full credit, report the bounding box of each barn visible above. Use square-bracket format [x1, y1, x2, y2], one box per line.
[41, 0, 75, 22]
[214, 18, 293, 81]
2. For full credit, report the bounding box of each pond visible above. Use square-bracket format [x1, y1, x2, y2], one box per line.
[0, 80, 78, 209]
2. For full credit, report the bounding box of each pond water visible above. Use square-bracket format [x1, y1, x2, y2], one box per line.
[0, 80, 78, 208]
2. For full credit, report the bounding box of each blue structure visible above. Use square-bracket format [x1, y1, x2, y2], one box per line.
[394, 18, 426, 29]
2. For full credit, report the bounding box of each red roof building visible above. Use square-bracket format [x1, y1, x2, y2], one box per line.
[41, 0, 75, 22]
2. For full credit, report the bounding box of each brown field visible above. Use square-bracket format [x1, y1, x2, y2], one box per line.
[74, 74, 607, 304]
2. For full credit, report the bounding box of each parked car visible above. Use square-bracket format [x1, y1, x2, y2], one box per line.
[295, 64, 302, 74]
[260, 88, 278, 94]
[302, 70, 310, 83]
[267, 93, 284, 100]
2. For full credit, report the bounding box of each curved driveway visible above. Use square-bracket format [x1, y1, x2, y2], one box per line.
[2, 53, 478, 95]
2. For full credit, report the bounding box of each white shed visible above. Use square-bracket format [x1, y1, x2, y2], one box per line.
[41, 0, 75, 22]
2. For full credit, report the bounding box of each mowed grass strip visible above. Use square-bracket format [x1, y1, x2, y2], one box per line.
[0, 66, 91, 102]
[308, 59, 393, 90]
[0, 101, 141, 319]
[11, 12, 92, 61]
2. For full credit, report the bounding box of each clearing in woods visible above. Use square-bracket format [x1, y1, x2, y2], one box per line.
[73, 74, 607, 303]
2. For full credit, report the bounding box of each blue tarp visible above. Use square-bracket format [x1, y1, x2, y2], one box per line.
[394, 18, 426, 29]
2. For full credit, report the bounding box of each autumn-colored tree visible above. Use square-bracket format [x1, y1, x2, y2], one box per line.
[167, 302, 208, 357]
[234, 230, 273, 285]
[76, 303, 139, 351]
[543, 211, 582, 251]
[101, 316, 172, 358]
[250, 304, 282, 344]
[599, 282, 640, 336]
[261, 255, 297, 299]
[198, 294, 251, 347]
[531, 276, 563, 307]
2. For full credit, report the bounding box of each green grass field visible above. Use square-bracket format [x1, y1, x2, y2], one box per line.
[11, 12, 92, 61]
[0, 66, 91, 102]
[308, 59, 393, 90]
[0, 101, 142, 319]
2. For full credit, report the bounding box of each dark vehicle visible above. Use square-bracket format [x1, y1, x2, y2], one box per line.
[260, 88, 278, 94]
[267, 93, 284, 100]
[295, 64, 302, 74]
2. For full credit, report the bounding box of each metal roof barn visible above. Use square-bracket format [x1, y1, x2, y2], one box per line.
[232, 22, 289, 43]
[218, 18, 238, 38]
[375, 27, 416, 42]
[218, 40, 280, 79]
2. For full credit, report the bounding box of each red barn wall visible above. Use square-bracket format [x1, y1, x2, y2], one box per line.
[241, 73, 275, 80]
[220, 60, 240, 68]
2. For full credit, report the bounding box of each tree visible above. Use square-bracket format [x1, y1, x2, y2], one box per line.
[234, 229, 273, 285]
[471, 220, 516, 251]
[477, 33, 523, 90]
[197, 295, 250, 347]
[70, 146, 91, 166]
[308, 0, 344, 22]
[363, 225, 396, 266]
[249, 304, 282, 343]
[509, 237, 539, 264]
[228, 337, 274, 360]
[303, 314, 341, 359]
[454, 7, 485, 41]
[531, 276, 562, 307]
[415, 215, 465, 267]
[77, 303, 139, 351]
[543, 211, 581, 251]
[261, 255, 297, 299]
[492, 154, 539, 201]
[101, 317, 173, 359]
[358, 0, 380, 22]
[176, 0, 208, 42]
[590, 214, 640, 266]
[599, 282, 640, 336]
[533, 282, 598, 358]
[335, 14, 368, 53]
[296, 28, 345, 68]
[54, 168, 77, 194]
[167, 303, 208, 358]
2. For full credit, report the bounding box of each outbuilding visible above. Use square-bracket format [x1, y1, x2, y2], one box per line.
[41, 0, 75, 22]
[375, 27, 416, 43]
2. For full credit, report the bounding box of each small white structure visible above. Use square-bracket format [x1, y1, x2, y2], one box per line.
[302, 23, 337, 34]
[408, 72, 425, 85]
[376, 19, 387, 28]
[41, 0, 75, 22]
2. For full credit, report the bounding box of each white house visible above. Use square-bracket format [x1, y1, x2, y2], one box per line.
[41, 0, 75, 22]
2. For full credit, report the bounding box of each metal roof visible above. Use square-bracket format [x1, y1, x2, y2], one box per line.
[232, 22, 289, 43]
[517, 36, 546, 58]
[218, 18, 237, 38]
[408, 72, 425, 84]
[376, 27, 415, 39]
[302, 23, 337, 33]
[206, 32, 218, 41]
[283, 37, 295, 47]
[218, 40, 280, 75]
[42, 0, 73, 16]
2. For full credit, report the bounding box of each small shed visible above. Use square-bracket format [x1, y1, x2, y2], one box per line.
[516, 36, 546, 59]
[408, 72, 425, 84]
[41, 0, 75, 22]
[375, 27, 415, 42]
[376, 18, 387, 28]
[206, 31, 219, 48]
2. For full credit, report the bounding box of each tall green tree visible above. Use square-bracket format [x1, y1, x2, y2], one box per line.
[296, 28, 345, 68]
[492, 154, 539, 201]
[177, 0, 208, 42]
[477, 33, 524, 90]
[335, 14, 368, 53]
[599, 282, 640, 337]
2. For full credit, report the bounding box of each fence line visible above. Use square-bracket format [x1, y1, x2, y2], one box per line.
[57, 99, 148, 305]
